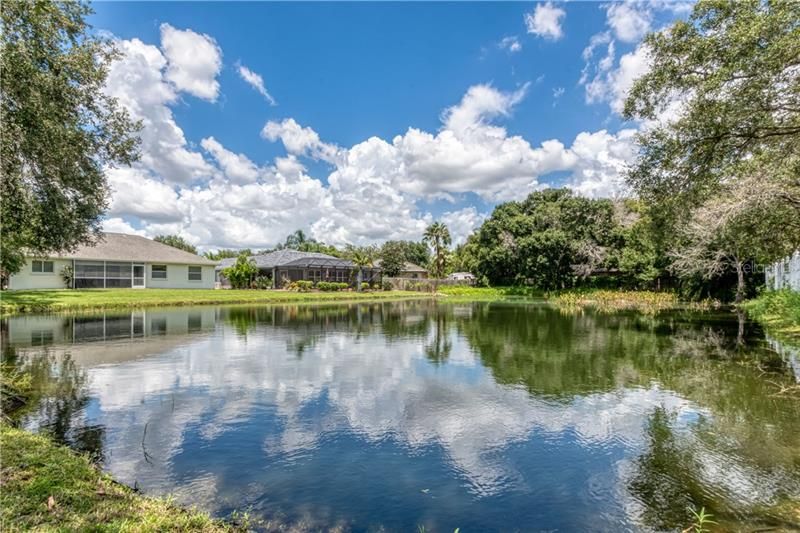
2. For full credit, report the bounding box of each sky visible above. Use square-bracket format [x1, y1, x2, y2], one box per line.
[90, 1, 693, 252]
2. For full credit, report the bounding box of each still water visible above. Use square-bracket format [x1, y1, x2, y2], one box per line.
[3, 300, 800, 531]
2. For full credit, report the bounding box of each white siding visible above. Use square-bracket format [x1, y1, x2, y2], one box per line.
[145, 264, 215, 289]
[8, 258, 216, 290]
[8, 259, 72, 290]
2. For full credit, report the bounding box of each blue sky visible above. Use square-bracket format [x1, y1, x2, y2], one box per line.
[91, 1, 692, 250]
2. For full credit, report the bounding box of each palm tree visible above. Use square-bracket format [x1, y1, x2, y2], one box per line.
[348, 246, 375, 291]
[284, 229, 308, 249]
[423, 222, 451, 278]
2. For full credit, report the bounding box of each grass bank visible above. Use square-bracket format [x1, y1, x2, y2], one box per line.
[0, 288, 429, 315]
[0, 425, 239, 532]
[435, 285, 543, 300]
[741, 290, 800, 341]
[437, 286, 690, 313]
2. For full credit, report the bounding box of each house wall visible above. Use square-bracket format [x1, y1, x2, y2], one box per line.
[8, 259, 72, 290]
[8, 259, 215, 290]
[145, 264, 215, 289]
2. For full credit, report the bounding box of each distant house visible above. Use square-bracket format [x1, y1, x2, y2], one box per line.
[447, 272, 476, 283]
[7, 232, 217, 290]
[216, 249, 380, 288]
[374, 260, 428, 279]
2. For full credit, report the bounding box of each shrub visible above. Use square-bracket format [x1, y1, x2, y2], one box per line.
[252, 276, 272, 290]
[61, 265, 74, 288]
[222, 253, 259, 289]
[360, 282, 370, 291]
[296, 280, 313, 292]
[381, 279, 393, 291]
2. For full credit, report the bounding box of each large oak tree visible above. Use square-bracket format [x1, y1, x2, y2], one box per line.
[1, 1, 141, 278]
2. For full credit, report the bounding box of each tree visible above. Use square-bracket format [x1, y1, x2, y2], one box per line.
[345, 245, 377, 291]
[379, 241, 408, 277]
[283, 229, 309, 249]
[1, 1, 141, 277]
[623, 0, 800, 281]
[204, 248, 253, 261]
[221, 253, 258, 289]
[669, 173, 799, 302]
[153, 234, 197, 255]
[423, 222, 452, 278]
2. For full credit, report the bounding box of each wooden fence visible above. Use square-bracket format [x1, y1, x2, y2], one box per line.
[766, 251, 800, 292]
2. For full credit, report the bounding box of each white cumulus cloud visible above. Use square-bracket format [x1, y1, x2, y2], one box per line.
[160, 24, 222, 102]
[525, 2, 566, 41]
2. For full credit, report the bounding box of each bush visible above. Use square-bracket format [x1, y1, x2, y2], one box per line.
[382, 279, 393, 291]
[361, 282, 370, 291]
[251, 276, 272, 290]
[296, 280, 313, 292]
[222, 253, 259, 289]
[317, 281, 349, 291]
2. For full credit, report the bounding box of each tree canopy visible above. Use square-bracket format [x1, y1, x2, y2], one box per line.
[623, 0, 800, 298]
[455, 189, 661, 290]
[379, 240, 430, 276]
[153, 235, 198, 255]
[1, 0, 141, 276]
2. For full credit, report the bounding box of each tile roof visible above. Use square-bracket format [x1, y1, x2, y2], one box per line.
[217, 249, 355, 270]
[45, 233, 216, 266]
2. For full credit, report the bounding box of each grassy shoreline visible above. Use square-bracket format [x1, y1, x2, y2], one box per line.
[0, 288, 432, 316]
[741, 290, 800, 342]
[0, 287, 711, 317]
[0, 425, 239, 532]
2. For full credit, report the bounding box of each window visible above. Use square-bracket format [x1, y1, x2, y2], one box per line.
[32, 260, 54, 274]
[188, 266, 202, 281]
[152, 265, 167, 279]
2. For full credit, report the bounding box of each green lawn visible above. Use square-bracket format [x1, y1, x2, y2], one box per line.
[0, 425, 241, 532]
[0, 288, 431, 315]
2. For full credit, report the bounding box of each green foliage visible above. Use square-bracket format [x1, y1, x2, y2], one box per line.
[221, 253, 259, 289]
[379, 241, 408, 276]
[60, 265, 74, 288]
[360, 282, 370, 291]
[0, 0, 141, 276]
[294, 280, 314, 292]
[687, 507, 716, 533]
[316, 281, 349, 291]
[252, 275, 272, 290]
[381, 280, 393, 291]
[380, 240, 430, 275]
[204, 249, 252, 261]
[276, 229, 342, 256]
[741, 289, 800, 341]
[460, 189, 662, 291]
[623, 0, 800, 297]
[423, 222, 452, 278]
[153, 234, 198, 255]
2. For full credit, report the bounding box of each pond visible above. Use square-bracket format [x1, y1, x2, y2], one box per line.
[3, 300, 799, 531]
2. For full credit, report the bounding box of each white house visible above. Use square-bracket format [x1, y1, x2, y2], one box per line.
[447, 272, 476, 283]
[8, 232, 217, 290]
